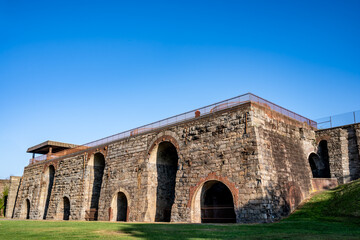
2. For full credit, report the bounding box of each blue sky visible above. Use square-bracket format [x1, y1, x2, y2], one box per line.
[0, 0, 359, 178]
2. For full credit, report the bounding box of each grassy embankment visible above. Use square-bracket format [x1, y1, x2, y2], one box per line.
[0, 179, 359, 239]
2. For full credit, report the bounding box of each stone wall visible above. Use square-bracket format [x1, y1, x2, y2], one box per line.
[13, 163, 45, 219]
[316, 123, 360, 184]
[5, 176, 21, 218]
[11, 102, 317, 223]
[252, 103, 315, 221]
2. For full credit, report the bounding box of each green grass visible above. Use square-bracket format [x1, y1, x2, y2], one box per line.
[1, 180, 359, 240]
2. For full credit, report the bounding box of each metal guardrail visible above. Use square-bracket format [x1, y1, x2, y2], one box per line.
[316, 110, 360, 130]
[29, 93, 316, 165]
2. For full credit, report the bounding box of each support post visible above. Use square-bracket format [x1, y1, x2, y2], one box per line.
[330, 116, 332, 128]
[47, 147, 53, 160]
[354, 112, 356, 124]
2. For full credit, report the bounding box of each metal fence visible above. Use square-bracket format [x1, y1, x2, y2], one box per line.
[29, 93, 316, 165]
[316, 110, 360, 130]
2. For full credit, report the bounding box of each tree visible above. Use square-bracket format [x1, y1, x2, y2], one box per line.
[0, 186, 9, 217]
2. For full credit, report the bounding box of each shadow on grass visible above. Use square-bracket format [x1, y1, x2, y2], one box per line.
[119, 223, 225, 240]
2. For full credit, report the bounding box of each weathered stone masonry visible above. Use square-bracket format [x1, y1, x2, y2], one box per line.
[7, 99, 360, 223]
[316, 123, 360, 184]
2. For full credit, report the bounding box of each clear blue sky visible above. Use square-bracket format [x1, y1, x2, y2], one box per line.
[0, 0, 359, 178]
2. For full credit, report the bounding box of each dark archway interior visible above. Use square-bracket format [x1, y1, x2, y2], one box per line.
[155, 142, 178, 222]
[309, 141, 331, 178]
[90, 153, 105, 220]
[63, 197, 70, 220]
[116, 192, 128, 221]
[3, 195, 7, 217]
[43, 165, 55, 219]
[26, 199, 30, 219]
[201, 181, 236, 223]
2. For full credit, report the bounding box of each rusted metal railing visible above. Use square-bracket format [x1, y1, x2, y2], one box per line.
[29, 93, 317, 165]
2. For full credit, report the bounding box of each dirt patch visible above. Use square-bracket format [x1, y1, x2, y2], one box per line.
[94, 229, 133, 237]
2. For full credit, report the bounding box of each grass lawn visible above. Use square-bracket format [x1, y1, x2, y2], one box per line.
[0, 180, 359, 240]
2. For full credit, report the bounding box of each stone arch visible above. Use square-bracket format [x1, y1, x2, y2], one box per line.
[189, 173, 239, 223]
[110, 192, 128, 222]
[56, 195, 71, 220]
[147, 134, 181, 158]
[191, 180, 236, 223]
[109, 188, 130, 222]
[21, 198, 31, 219]
[308, 140, 331, 178]
[41, 164, 55, 219]
[62, 196, 71, 220]
[145, 138, 179, 222]
[315, 135, 331, 145]
[84, 152, 106, 220]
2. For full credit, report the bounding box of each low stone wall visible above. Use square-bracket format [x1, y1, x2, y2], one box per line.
[5, 176, 21, 218]
[311, 178, 338, 191]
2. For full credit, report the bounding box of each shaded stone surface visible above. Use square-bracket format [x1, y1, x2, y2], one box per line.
[316, 124, 360, 184]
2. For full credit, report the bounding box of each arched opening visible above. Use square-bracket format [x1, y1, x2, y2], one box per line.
[63, 197, 70, 220]
[116, 192, 128, 221]
[43, 165, 55, 219]
[110, 190, 129, 222]
[201, 181, 236, 223]
[155, 142, 178, 222]
[309, 153, 321, 177]
[309, 141, 330, 178]
[26, 199, 30, 219]
[3, 195, 7, 217]
[87, 152, 105, 220]
[318, 140, 331, 177]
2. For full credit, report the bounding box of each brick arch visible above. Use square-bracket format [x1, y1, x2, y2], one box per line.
[147, 134, 180, 156]
[86, 146, 108, 163]
[188, 173, 239, 208]
[315, 135, 330, 145]
[42, 162, 58, 173]
[284, 182, 303, 213]
[188, 172, 239, 223]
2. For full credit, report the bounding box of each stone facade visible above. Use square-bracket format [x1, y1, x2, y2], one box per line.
[5, 176, 21, 218]
[7, 101, 360, 223]
[316, 123, 360, 184]
[8, 102, 321, 223]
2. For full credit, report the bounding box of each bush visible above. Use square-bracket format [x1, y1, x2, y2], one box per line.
[0, 186, 9, 217]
